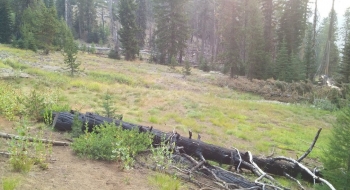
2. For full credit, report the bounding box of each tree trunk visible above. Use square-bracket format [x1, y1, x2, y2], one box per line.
[52, 111, 322, 183]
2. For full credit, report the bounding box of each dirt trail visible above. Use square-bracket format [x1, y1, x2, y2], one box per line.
[0, 116, 157, 190]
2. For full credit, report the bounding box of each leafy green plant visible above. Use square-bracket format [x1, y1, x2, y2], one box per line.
[8, 137, 33, 173]
[7, 119, 52, 172]
[71, 122, 152, 169]
[2, 177, 20, 190]
[19, 89, 46, 121]
[71, 113, 83, 138]
[0, 82, 23, 120]
[150, 137, 173, 169]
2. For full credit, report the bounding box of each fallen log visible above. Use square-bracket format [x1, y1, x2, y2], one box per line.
[0, 132, 71, 146]
[52, 112, 321, 183]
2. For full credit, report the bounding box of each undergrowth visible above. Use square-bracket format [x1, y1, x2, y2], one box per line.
[7, 118, 52, 172]
[1, 177, 20, 190]
[71, 122, 153, 169]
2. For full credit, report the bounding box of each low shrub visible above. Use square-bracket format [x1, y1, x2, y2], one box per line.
[71, 122, 152, 169]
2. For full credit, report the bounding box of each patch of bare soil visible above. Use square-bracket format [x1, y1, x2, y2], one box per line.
[0, 116, 162, 190]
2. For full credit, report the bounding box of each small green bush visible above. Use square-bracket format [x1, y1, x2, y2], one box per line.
[108, 49, 120, 60]
[8, 119, 52, 172]
[2, 177, 20, 190]
[71, 123, 152, 169]
[0, 82, 24, 120]
[313, 99, 337, 111]
[199, 57, 210, 72]
[182, 60, 191, 76]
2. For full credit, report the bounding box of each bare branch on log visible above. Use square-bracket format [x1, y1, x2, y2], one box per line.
[190, 160, 206, 174]
[0, 132, 71, 146]
[232, 147, 242, 171]
[313, 167, 318, 185]
[273, 156, 335, 190]
[248, 152, 284, 190]
[283, 172, 304, 190]
[297, 128, 322, 162]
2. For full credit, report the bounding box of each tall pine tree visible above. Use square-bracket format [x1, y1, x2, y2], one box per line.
[153, 0, 190, 64]
[118, 0, 139, 60]
[340, 35, 350, 83]
[136, 0, 147, 49]
[246, 0, 268, 80]
[74, 0, 97, 41]
[275, 39, 290, 81]
[0, 0, 13, 43]
[304, 24, 317, 81]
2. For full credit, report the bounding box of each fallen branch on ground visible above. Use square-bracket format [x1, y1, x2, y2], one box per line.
[0, 132, 71, 146]
[0, 151, 10, 157]
[297, 128, 322, 162]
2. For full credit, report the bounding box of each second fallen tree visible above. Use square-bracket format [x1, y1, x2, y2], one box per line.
[52, 111, 332, 188]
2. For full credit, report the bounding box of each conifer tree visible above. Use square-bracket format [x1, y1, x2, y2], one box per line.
[277, 0, 309, 55]
[320, 107, 350, 189]
[75, 0, 97, 40]
[290, 54, 304, 81]
[275, 39, 290, 81]
[40, 5, 60, 54]
[246, 0, 267, 80]
[0, 0, 13, 44]
[340, 36, 350, 83]
[20, 2, 59, 54]
[118, 0, 139, 61]
[153, 0, 190, 64]
[304, 25, 317, 81]
[136, 0, 147, 49]
[343, 8, 350, 43]
[63, 25, 80, 76]
[44, 0, 54, 8]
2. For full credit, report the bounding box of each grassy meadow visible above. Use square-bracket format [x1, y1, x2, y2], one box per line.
[0, 44, 335, 164]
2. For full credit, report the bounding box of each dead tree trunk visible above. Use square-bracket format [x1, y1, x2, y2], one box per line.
[53, 111, 322, 183]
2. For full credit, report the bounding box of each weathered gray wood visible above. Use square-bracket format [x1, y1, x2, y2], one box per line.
[0, 132, 71, 146]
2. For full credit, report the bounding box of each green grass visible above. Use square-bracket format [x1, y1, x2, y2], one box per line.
[88, 71, 138, 86]
[0, 60, 11, 69]
[148, 173, 186, 190]
[1, 177, 20, 190]
[0, 44, 336, 165]
[3, 59, 29, 70]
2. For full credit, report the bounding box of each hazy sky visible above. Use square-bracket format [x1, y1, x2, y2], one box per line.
[317, 0, 350, 19]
